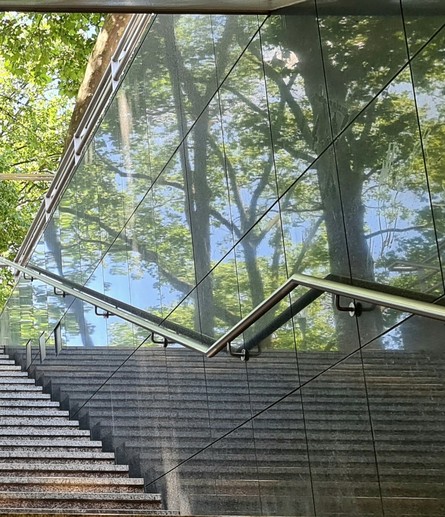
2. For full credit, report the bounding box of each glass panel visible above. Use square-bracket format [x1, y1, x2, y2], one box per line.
[102, 231, 131, 304]
[126, 185, 164, 318]
[43, 212, 63, 275]
[302, 351, 383, 516]
[151, 150, 196, 314]
[133, 16, 184, 177]
[363, 317, 445, 515]
[172, 15, 218, 132]
[218, 29, 278, 234]
[62, 299, 93, 348]
[76, 148, 104, 281]
[319, 8, 408, 137]
[410, 24, 445, 293]
[31, 236, 47, 269]
[261, 7, 332, 194]
[184, 95, 237, 275]
[95, 100, 128, 252]
[402, 2, 445, 57]
[333, 68, 442, 345]
[212, 16, 261, 85]
[186, 249, 241, 341]
[281, 148, 349, 278]
[81, 263, 108, 348]
[58, 171, 82, 282]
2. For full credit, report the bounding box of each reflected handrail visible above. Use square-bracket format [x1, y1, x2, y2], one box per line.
[0, 256, 209, 354]
[241, 274, 443, 354]
[28, 264, 215, 348]
[3, 255, 445, 360]
[205, 273, 445, 357]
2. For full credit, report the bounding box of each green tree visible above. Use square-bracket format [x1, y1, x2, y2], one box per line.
[0, 12, 103, 305]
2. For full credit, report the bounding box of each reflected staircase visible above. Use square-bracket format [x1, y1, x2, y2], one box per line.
[0, 346, 176, 516]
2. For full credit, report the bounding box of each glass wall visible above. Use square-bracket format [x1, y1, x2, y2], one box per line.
[1, 2, 445, 515]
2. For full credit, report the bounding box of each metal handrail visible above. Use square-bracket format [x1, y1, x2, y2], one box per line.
[28, 263, 214, 347]
[0, 257, 208, 354]
[205, 273, 445, 357]
[4, 254, 445, 359]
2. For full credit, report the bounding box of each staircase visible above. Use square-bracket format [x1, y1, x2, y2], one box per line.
[0, 346, 176, 516]
[12, 345, 445, 516]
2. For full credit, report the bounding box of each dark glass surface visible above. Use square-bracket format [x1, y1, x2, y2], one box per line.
[261, 8, 333, 195]
[302, 351, 383, 516]
[402, 1, 445, 57]
[362, 317, 445, 515]
[144, 420, 260, 516]
[141, 378, 317, 515]
[319, 8, 408, 138]
[410, 23, 445, 293]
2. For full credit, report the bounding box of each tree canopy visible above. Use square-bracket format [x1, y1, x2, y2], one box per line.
[0, 12, 104, 306]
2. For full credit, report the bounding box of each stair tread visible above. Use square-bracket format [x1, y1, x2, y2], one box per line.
[0, 511, 177, 516]
[0, 442, 102, 450]
[0, 451, 115, 459]
[0, 492, 162, 501]
[0, 419, 79, 426]
[0, 477, 144, 486]
[0, 463, 128, 472]
[0, 429, 90, 437]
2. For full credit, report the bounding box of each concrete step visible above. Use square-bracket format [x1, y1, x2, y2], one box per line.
[0, 428, 91, 438]
[0, 476, 145, 494]
[0, 511, 177, 516]
[0, 386, 47, 392]
[0, 492, 163, 511]
[0, 400, 60, 408]
[0, 463, 130, 478]
[0, 409, 70, 417]
[0, 366, 25, 372]
[0, 439, 103, 452]
[0, 393, 51, 400]
[0, 418, 79, 427]
[0, 450, 116, 464]
[0, 378, 38, 384]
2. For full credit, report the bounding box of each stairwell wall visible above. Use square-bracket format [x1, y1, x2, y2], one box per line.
[2, 2, 445, 515]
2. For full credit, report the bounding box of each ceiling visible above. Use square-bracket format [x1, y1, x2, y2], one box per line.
[0, 0, 443, 14]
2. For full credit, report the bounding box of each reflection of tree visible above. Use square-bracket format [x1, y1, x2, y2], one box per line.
[42, 13, 445, 352]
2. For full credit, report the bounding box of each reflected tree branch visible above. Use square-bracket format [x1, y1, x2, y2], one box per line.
[366, 224, 428, 239]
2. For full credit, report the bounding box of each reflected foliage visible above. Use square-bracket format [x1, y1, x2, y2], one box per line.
[4, 11, 445, 353]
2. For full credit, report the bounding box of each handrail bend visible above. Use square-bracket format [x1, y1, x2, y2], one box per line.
[205, 273, 445, 357]
[3, 255, 445, 359]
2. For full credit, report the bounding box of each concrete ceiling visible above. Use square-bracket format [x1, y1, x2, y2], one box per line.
[0, 0, 443, 14]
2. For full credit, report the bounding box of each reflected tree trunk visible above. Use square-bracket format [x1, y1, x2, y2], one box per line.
[282, 16, 384, 350]
[44, 221, 95, 348]
[160, 17, 215, 337]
